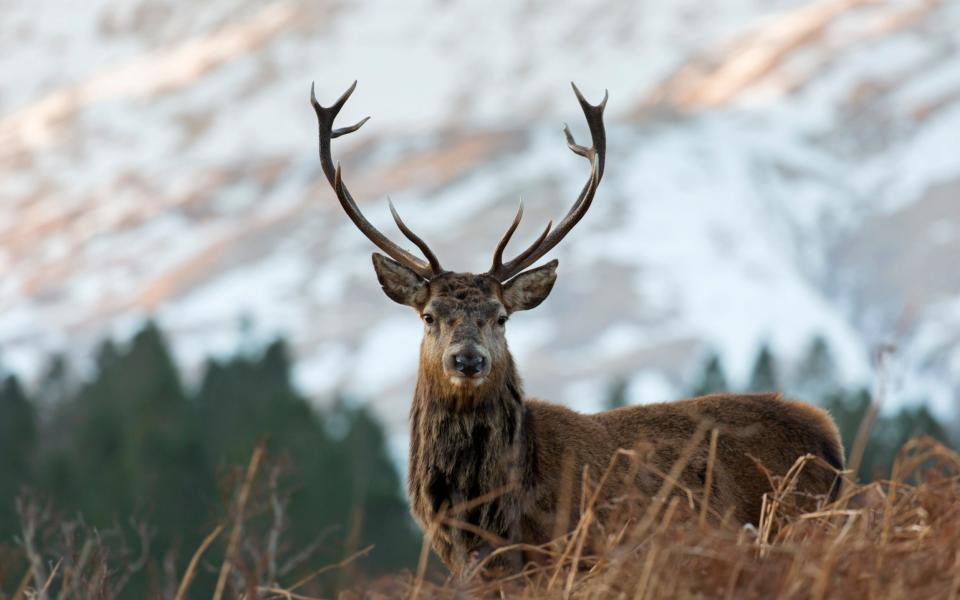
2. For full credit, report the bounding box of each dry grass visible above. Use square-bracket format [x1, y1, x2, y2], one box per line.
[360, 436, 960, 600]
[5, 438, 959, 599]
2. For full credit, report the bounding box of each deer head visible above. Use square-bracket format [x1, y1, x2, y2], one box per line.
[311, 82, 606, 395]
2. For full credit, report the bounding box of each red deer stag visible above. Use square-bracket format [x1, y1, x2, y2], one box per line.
[310, 81, 844, 572]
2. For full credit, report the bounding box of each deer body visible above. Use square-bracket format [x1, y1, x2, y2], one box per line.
[310, 82, 844, 573]
[403, 272, 842, 570]
[411, 386, 843, 570]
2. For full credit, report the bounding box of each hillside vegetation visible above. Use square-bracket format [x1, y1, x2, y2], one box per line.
[1, 323, 958, 598]
[3, 438, 958, 598]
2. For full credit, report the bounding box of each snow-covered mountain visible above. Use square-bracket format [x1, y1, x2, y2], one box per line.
[1, 0, 958, 433]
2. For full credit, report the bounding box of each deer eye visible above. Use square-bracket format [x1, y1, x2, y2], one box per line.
[422, 314, 435, 325]
[497, 315, 508, 326]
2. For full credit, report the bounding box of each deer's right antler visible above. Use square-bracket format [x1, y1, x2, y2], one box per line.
[311, 81, 445, 279]
[488, 83, 607, 282]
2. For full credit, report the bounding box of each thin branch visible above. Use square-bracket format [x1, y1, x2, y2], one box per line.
[175, 525, 224, 600]
[214, 446, 265, 600]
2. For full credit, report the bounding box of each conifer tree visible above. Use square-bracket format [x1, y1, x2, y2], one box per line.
[747, 345, 779, 393]
[196, 339, 420, 575]
[42, 324, 211, 556]
[691, 353, 728, 397]
[605, 377, 629, 410]
[197, 339, 326, 467]
[821, 389, 954, 482]
[793, 335, 838, 401]
[35, 353, 73, 410]
[323, 400, 421, 571]
[0, 374, 37, 540]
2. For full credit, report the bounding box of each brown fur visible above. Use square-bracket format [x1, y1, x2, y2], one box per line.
[374, 262, 844, 572]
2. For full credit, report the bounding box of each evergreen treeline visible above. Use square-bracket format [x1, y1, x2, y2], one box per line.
[0, 322, 419, 594]
[685, 336, 955, 482]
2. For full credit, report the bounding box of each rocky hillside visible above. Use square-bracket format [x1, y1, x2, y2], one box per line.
[1, 0, 958, 433]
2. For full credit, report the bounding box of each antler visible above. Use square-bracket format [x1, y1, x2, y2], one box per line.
[311, 81, 444, 279]
[488, 82, 607, 282]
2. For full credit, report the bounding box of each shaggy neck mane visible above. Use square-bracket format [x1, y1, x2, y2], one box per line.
[409, 352, 526, 475]
[407, 349, 534, 554]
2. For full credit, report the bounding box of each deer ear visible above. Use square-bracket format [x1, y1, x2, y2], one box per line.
[502, 259, 558, 312]
[372, 253, 429, 307]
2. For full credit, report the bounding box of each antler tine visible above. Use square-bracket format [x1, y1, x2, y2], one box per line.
[310, 81, 371, 138]
[312, 81, 444, 279]
[507, 219, 553, 269]
[490, 200, 523, 274]
[388, 198, 443, 275]
[488, 82, 607, 282]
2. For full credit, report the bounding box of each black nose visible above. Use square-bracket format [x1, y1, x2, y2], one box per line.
[453, 352, 485, 376]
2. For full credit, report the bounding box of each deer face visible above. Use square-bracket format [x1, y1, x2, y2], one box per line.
[372, 254, 558, 388]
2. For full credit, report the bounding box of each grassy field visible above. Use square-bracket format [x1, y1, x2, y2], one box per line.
[4, 438, 959, 599]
